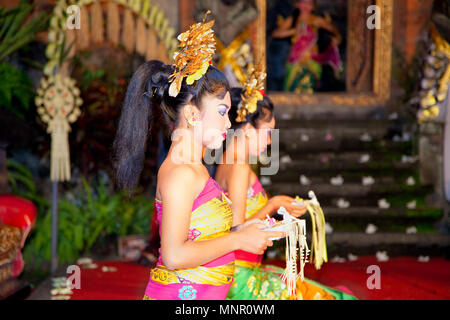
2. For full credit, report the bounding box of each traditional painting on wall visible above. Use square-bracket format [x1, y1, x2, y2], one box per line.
[266, 0, 347, 93]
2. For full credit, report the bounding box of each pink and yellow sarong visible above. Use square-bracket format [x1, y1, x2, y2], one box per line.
[143, 177, 235, 300]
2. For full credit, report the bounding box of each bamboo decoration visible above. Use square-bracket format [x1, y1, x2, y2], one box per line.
[157, 40, 168, 64]
[78, 5, 90, 50]
[146, 28, 158, 61]
[122, 9, 136, 53]
[129, 0, 141, 13]
[147, 5, 158, 26]
[136, 17, 147, 56]
[35, 75, 82, 181]
[46, 0, 177, 78]
[91, 1, 104, 44]
[141, 0, 151, 17]
[107, 2, 120, 46]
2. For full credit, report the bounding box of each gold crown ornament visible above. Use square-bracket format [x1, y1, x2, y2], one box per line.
[236, 66, 266, 122]
[168, 11, 216, 97]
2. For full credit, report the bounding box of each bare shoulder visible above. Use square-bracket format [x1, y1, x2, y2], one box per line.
[248, 168, 258, 186]
[159, 164, 196, 186]
[313, 15, 329, 28]
[158, 163, 206, 199]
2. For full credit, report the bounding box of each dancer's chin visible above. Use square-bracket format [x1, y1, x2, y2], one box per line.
[258, 147, 268, 155]
[249, 147, 264, 157]
[204, 137, 223, 150]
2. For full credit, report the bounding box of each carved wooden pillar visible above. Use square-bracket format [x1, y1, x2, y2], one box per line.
[373, 0, 393, 100]
[346, 0, 375, 93]
[253, 0, 266, 66]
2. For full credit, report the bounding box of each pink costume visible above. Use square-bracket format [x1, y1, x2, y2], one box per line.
[233, 178, 266, 267]
[143, 177, 235, 300]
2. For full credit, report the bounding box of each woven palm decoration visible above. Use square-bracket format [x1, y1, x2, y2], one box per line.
[272, 207, 309, 297]
[295, 191, 328, 270]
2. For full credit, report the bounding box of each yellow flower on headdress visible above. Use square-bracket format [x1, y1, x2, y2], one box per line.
[168, 11, 216, 97]
[186, 61, 210, 85]
[236, 66, 266, 122]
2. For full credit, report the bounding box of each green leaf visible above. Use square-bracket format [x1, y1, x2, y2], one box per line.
[74, 224, 84, 250]
[7, 159, 33, 179]
[7, 171, 36, 193]
[0, 0, 48, 62]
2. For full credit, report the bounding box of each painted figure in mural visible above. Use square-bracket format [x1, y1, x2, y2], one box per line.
[272, 0, 343, 93]
[113, 19, 283, 300]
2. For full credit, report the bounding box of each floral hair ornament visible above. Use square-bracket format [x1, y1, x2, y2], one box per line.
[168, 11, 216, 97]
[236, 65, 267, 122]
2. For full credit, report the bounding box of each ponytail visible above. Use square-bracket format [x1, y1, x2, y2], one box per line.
[113, 60, 169, 192]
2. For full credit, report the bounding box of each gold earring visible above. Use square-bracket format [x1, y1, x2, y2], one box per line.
[188, 117, 198, 128]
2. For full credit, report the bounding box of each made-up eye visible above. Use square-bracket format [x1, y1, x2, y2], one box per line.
[218, 106, 228, 116]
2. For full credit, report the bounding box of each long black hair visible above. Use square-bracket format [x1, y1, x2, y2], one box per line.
[228, 87, 274, 130]
[112, 60, 230, 192]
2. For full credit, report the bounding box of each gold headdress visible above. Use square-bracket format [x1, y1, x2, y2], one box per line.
[236, 65, 266, 122]
[168, 11, 216, 97]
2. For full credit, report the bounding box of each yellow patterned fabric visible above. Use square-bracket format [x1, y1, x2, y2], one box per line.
[150, 193, 234, 286]
[235, 259, 260, 269]
[245, 189, 268, 220]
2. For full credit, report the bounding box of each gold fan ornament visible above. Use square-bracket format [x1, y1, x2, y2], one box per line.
[236, 66, 266, 122]
[168, 11, 216, 97]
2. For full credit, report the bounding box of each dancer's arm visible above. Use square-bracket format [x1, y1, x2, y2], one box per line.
[272, 16, 297, 38]
[315, 16, 342, 45]
[226, 164, 251, 226]
[250, 195, 307, 221]
[159, 166, 284, 270]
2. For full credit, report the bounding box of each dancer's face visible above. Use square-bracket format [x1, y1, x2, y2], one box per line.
[246, 115, 276, 157]
[298, 0, 314, 13]
[197, 91, 232, 149]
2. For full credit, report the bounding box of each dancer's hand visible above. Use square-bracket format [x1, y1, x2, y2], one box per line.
[230, 218, 261, 232]
[234, 221, 285, 255]
[269, 195, 307, 217]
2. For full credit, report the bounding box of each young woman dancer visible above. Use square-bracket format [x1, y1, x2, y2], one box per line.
[215, 81, 356, 300]
[113, 20, 283, 300]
